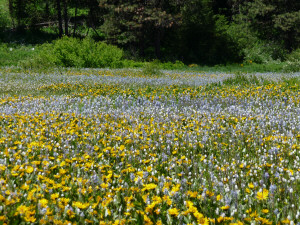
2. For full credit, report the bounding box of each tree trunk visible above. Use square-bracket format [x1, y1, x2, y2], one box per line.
[88, 0, 94, 28]
[17, 0, 22, 28]
[8, 0, 15, 28]
[57, 0, 63, 37]
[45, 1, 50, 20]
[139, 32, 145, 57]
[73, 0, 78, 37]
[286, 31, 294, 52]
[63, 0, 68, 36]
[155, 28, 161, 59]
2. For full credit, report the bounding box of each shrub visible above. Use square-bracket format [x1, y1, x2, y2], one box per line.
[142, 60, 163, 76]
[160, 60, 186, 70]
[227, 21, 287, 64]
[0, 43, 37, 67]
[18, 45, 55, 70]
[19, 37, 124, 69]
[122, 60, 144, 68]
[283, 49, 300, 72]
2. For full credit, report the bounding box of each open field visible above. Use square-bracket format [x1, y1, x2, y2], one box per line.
[0, 68, 299, 224]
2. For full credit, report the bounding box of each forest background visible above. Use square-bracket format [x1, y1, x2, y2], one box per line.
[0, 0, 299, 72]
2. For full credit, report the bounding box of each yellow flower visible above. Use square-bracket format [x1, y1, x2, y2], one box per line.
[51, 193, 59, 201]
[217, 216, 224, 223]
[142, 183, 157, 192]
[24, 215, 36, 223]
[21, 183, 30, 190]
[206, 190, 214, 197]
[262, 209, 269, 213]
[248, 183, 254, 189]
[168, 208, 179, 217]
[15, 205, 30, 215]
[156, 220, 162, 225]
[187, 191, 198, 198]
[221, 205, 230, 210]
[163, 195, 172, 205]
[25, 166, 34, 174]
[101, 183, 109, 189]
[257, 189, 269, 200]
[39, 198, 48, 208]
[73, 201, 89, 209]
[0, 164, 6, 171]
[281, 218, 290, 224]
[197, 217, 209, 225]
[0, 215, 6, 221]
[143, 215, 153, 225]
[67, 209, 75, 218]
[154, 208, 160, 215]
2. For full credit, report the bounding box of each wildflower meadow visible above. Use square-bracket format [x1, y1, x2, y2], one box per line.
[0, 68, 299, 225]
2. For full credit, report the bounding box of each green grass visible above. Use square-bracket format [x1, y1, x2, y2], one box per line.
[0, 43, 38, 67]
[184, 62, 287, 73]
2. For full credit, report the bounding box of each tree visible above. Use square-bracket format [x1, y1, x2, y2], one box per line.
[63, 0, 68, 36]
[99, 0, 183, 58]
[177, 0, 238, 64]
[56, 0, 63, 37]
[235, 0, 300, 51]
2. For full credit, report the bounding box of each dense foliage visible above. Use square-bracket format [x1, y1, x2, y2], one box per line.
[19, 37, 124, 69]
[0, 0, 299, 66]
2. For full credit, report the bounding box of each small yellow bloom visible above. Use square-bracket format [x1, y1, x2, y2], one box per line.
[156, 220, 162, 225]
[25, 166, 34, 174]
[0, 215, 6, 221]
[142, 183, 157, 192]
[281, 218, 290, 224]
[257, 189, 269, 200]
[262, 209, 269, 213]
[168, 208, 179, 216]
[101, 183, 108, 189]
[51, 193, 59, 201]
[248, 183, 254, 189]
[39, 198, 48, 208]
[221, 205, 230, 210]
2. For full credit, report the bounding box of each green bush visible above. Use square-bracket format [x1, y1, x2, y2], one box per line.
[0, 43, 37, 66]
[283, 49, 300, 72]
[160, 60, 186, 70]
[227, 21, 287, 64]
[122, 60, 144, 68]
[19, 37, 124, 69]
[142, 60, 163, 76]
[18, 44, 55, 70]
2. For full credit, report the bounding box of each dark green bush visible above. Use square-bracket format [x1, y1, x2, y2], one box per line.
[227, 21, 287, 64]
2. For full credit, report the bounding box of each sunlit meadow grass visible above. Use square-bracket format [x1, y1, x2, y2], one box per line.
[0, 68, 299, 225]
